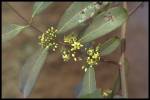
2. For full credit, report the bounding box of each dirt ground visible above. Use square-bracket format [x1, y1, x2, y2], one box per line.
[2, 2, 148, 98]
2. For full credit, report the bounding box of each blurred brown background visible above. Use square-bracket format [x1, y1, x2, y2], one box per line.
[2, 2, 148, 98]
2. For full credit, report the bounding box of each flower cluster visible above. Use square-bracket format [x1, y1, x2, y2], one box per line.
[38, 27, 58, 51]
[82, 45, 101, 72]
[38, 28, 101, 71]
[86, 45, 101, 66]
[62, 33, 83, 62]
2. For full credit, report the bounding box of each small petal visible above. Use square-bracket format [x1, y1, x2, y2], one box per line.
[84, 68, 87, 72]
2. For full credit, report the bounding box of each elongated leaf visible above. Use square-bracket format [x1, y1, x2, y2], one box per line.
[2, 24, 28, 43]
[57, 2, 110, 34]
[20, 48, 43, 92]
[79, 89, 101, 98]
[32, 2, 53, 18]
[100, 36, 121, 56]
[20, 47, 48, 97]
[79, 7, 128, 43]
[79, 67, 96, 96]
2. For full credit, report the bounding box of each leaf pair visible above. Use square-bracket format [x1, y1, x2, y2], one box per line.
[2, 2, 53, 44]
[57, 2, 128, 43]
[57, 2, 110, 34]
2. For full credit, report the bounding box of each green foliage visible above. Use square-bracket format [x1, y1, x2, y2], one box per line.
[79, 89, 101, 98]
[2, 24, 28, 43]
[57, 2, 110, 34]
[79, 7, 128, 43]
[79, 67, 97, 97]
[32, 2, 53, 18]
[2, 2, 129, 98]
[20, 48, 48, 97]
[100, 36, 121, 56]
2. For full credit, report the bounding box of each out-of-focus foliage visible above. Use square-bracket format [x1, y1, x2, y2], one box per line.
[2, 24, 28, 43]
[32, 2, 53, 18]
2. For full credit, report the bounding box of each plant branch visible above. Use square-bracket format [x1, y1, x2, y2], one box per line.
[6, 2, 42, 34]
[100, 58, 121, 68]
[119, 2, 128, 98]
[129, 2, 144, 16]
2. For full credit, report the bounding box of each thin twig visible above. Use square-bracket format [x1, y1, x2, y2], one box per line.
[6, 2, 42, 34]
[119, 2, 128, 98]
[129, 2, 144, 16]
[114, 2, 143, 17]
[100, 58, 121, 68]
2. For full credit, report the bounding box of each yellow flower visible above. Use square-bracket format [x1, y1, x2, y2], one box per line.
[92, 52, 100, 59]
[87, 48, 94, 56]
[64, 33, 83, 51]
[74, 57, 77, 61]
[85, 45, 101, 66]
[62, 33, 84, 62]
[64, 33, 77, 44]
[71, 41, 83, 51]
[38, 26, 58, 50]
[102, 89, 112, 97]
[62, 54, 70, 61]
[62, 50, 70, 61]
[87, 57, 94, 65]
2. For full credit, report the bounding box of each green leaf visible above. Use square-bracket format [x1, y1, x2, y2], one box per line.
[79, 89, 101, 98]
[32, 2, 53, 18]
[20, 47, 48, 97]
[100, 36, 121, 56]
[79, 7, 128, 43]
[2, 24, 28, 43]
[57, 2, 110, 34]
[79, 67, 97, 96]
